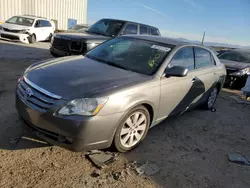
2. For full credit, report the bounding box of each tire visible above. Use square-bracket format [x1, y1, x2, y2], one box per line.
[50, 51, 60, 57]
[46, 33, 53, 42]
[28, 34, 36, 43]
[113, 105, 150, 152]
[203, 86, 219, 110]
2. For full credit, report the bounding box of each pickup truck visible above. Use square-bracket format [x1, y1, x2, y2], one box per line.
[50, 18, 161, 57]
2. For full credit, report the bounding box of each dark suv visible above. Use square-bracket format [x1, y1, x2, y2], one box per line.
[50, 18, 161, 57]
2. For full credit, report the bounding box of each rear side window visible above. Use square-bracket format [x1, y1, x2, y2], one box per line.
[151, 28, 160, 36]
[123, 24, 138, 34]
[194, 47, 215, 69]
[140, 25, 149, 35]
[168, 47, 194, 71]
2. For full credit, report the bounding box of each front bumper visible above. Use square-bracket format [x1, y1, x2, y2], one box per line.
[0, 30, 29, 44]
[15, 93, 124, 152]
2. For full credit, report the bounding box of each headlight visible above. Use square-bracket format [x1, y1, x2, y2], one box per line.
[87, 43, 97, 50]
[58, 98, 108, 116]
[230, 68, 250, 76]
[19, 29, 29, 34]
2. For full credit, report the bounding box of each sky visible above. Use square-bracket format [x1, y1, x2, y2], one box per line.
[87, 0, 250, 47]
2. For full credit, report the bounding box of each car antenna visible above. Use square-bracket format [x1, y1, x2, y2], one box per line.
[201, 31, 206, 45]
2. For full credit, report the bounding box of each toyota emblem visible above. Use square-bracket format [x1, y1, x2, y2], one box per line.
[25, 88, 33, 98]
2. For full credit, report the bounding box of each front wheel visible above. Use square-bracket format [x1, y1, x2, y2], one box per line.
[113, 105, 150, 152]
[28, 34, 36, 43]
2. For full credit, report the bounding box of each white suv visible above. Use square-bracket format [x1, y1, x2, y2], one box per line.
[0, 15, 55, 44]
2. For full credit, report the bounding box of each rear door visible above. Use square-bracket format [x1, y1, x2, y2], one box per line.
[158, 46, 200, 118]
[121, 23, 138, 35]
[33, 20, 44, 41]
[139, 25, 149, 35]
[190, 47, 218, 104]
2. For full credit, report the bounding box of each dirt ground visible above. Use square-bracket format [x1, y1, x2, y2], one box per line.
[0, 40, 250, 188]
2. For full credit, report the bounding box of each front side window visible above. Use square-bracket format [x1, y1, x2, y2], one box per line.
[168, 47, 194, 71]
[194, 47, 214, 69]
[87, 19, 125, 37]
[86, 37, 174, 75]
[123, 24, 138, 35]
[140, 25, 149, 35]
[6, 16, 34, 27]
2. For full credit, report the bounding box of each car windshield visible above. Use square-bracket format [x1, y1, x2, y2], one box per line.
[6, 16, 34, 26]
[219, 50, 250, 63]
[87, 19, 125, 37]
[86, 37, 174, 75]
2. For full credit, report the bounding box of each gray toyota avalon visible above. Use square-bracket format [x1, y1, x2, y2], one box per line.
[16, 35, 226, 152]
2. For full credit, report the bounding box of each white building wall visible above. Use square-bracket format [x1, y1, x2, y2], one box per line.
[0, 0, 87, 30]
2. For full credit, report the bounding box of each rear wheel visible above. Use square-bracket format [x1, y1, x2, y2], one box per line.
[46, 33, 53, 42]
[203, 87, 219, 109]
[113, 105, 150, 152]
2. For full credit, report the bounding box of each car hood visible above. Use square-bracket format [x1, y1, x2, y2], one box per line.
[2, 23, 31, 30]
[54, 32, 110, 43]
[25, 56, 151, 99]
[220, 59, 250, 70]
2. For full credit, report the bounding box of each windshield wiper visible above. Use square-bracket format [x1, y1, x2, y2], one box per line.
[86, 54, 131, 71]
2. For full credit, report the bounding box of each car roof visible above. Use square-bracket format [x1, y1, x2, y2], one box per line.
[16, 15, 48, 20]
[122, 35, 194, 46]
[100, 18, 159, 29]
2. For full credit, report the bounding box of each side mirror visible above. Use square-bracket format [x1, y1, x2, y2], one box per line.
[164, 66, 188, 77]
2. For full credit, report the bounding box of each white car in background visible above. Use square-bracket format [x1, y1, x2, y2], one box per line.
[0, 15, 55, 44]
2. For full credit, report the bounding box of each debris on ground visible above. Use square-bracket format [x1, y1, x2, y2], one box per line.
[135, 160, 160, 176]
[194, 148, 202, 153]
[228, 153, 250, 166]
[52, 162, 61, 168]
[85, 150, 117, 169]
[91, 169, 101, 177]
[9, 136, 21, 145]
[112, 171, 122, 180]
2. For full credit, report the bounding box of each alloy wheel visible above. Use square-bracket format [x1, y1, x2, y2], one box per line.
[208, 87, 218, 109]
[120, 111, 147, 148]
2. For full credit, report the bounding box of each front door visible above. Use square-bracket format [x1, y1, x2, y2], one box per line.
[157, 46, 206, 119]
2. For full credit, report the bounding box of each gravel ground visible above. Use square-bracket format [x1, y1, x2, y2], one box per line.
[0, 40, 250, 188]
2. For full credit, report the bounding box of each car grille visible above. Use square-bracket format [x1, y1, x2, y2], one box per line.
[2, 27, 20, 33]
[16, 78, 61, 113]
[1, 33, 19, 40]
[52, 37, 86, 54]
[52, 37, 70, 51]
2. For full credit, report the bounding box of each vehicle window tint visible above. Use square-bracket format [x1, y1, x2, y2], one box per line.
[194, 47, 214, 69]
[151, 28, 160, 36]
[123, 24, 138, 35]
[219, 51, 247, 62]
[140, 25, 148, 35]
[40, 20, 51, 27]
[169, 47, 194, 70]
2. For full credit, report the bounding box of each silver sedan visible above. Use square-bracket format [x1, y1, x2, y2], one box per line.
[16, 35, 226, 152]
